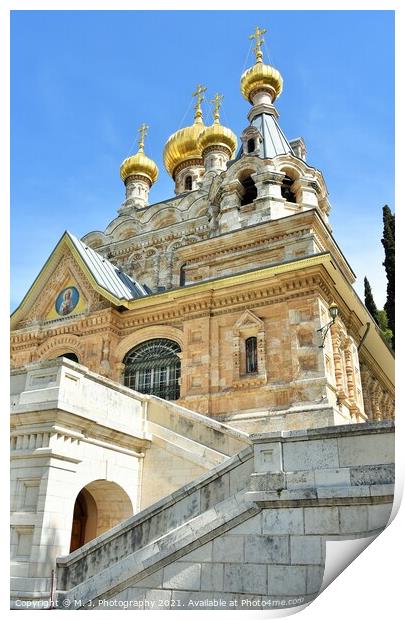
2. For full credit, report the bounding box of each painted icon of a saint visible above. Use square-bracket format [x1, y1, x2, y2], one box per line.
[55, 286, 79, 316]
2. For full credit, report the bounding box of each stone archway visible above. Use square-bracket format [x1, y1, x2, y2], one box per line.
[36, 334, 84, 363]
[69, 480, 133, 552]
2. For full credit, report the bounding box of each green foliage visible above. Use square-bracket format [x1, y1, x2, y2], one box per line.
[377, 309, 393, 348]
[381, 205, 395, 349]
[364, 277, 380, 326]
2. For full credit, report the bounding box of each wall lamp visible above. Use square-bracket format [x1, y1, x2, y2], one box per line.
[317, 303, 339, 348]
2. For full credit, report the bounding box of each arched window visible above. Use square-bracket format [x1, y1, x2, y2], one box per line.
[281, 175, 296, 203]
[246, 337, 258, 373]
[124, 338, 181, 400]
[179, 264, 186, 287]
[57, 352, 79, 363]
[240, 175, 257, 206]
[185, 175, 192, 191]
[247, 138, 255, 153]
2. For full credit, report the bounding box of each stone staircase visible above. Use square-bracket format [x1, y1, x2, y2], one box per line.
[55, 421, 395, 610]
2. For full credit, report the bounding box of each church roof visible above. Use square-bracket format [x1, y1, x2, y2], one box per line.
[236, 112, 293, 160]
[67, 232, 147, 301]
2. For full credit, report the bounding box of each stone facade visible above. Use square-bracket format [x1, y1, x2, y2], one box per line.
[10, 359, 249, 605]
[10, 208, 394, 430]
[10, 30, 395, 610]
[52, 412, 393, 610]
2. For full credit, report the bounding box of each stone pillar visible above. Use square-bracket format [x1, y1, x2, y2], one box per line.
[331, 326, 345, 398]
[295, 179, 319, 209]
[343, 339, 355, 402]
[99, 338, 111, 377]
[370, 380, 383, 421]
[208, 204, 220, 238]
[253, 170, 285, 201]
[219, 181, 243, 233]
[360, 365, 372, 419]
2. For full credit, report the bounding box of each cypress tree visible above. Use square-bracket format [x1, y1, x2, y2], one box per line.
[381, 205, 395, 349]
[364, 277, 380, 326]
[377, 309, 393, 347]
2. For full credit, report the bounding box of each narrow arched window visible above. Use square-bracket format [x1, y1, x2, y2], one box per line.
[185, 175, 192, 191]
[179, 264, 186, 287]
[246, 337, 258, 373]
[240, 175, 257, 206]
[247, 138, 255, 153]
[281, 175, 296, 203]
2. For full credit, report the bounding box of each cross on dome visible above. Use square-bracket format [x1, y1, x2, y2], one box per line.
[249, 25, 267, 63]
[192, 84, 207, 122]
[210, 93, 224, 123]
[137, 123, 149, 152]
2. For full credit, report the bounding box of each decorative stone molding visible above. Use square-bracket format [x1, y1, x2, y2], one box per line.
[114, 325, 185, 364]
[360, 361, 394, 421]
[232, 310, 267, 388]
[35, 334, 85, 362]
[240, 125, 263, 157]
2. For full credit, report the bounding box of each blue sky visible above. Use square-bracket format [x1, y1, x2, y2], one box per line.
[10, 10, 394, 310]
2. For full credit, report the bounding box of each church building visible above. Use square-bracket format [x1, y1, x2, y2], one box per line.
[10, 27, 395, 610]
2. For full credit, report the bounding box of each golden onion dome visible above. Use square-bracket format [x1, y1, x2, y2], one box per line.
[163, 119, 205, 178]
[120, 151, 159, 185]
[198, 93, 237, 157]
[198, 122, 237, 157]
[241, 26, 283, 104]
[241, 62, 283, 104]
[120, 123, 158, 185]
[163, 84, 209, 178]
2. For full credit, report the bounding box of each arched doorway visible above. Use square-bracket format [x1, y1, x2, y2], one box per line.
[69, 480, 133, 553]
[123, 338, 181, 400]
[70, 490, 88, 552]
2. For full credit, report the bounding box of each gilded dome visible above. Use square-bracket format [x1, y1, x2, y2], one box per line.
[163, 84, 209, 178]
[198, 121, 237, 158]
[120, 151, 159, 185]
[240, 61, 283, 104]
[197, 93, 237, 158]
[163, 119, 205, 178]
[120, 123, 158, 185]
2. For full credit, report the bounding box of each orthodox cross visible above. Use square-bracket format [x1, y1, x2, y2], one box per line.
[137, 123, 149, 152]
[211, 93, 224, 123]
[249, 26, 267, 62]
[192, 84, 207, 121]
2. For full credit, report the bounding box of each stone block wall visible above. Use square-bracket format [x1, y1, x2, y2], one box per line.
[55, 421, 394, 611]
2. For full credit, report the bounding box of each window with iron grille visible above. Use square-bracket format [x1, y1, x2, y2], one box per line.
[123, 339, 181, 400]
[246, 336, 258, 373]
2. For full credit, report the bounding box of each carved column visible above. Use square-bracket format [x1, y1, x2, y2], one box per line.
[295, 178, 319, 208]
[219, 181, 243, 233]
[152, 252, 160, 289]
[343, 338, 355, 402]
[331, 325, 345, 398]
[370, 380, 383, 421]
[257, 330, 266, 378]
[208, 204, 220, 238]
[360, 365, 373, 419]
[99, 338, 111, 377]
[252, 170, 284, 200]
[232, 335, 240, 380]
